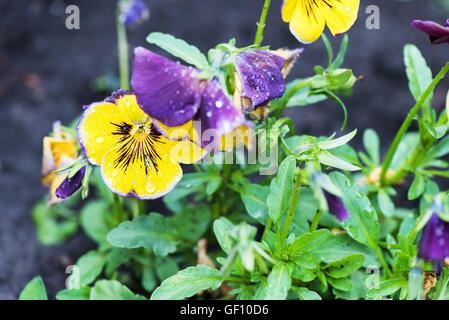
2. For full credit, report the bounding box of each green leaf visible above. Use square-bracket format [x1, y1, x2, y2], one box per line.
[267, 155, 296, 222]
[408, 174, 426, 200]
[151, 265, 223, 300]
[325, 254, 364, 278]
[90, 280, 146, 300]
[317, 150, 360, 171]
[31, 201, 78, 245]
[142, 267, 157, 292]
[404, 44, 433, 115]
[105, 248, 134, 276]
[377, 190, 395, 217]
[330, 34, 349, 70]
[366, 278, 406, 298]
[363, 129, 380, 165]
[107, 213, 179, 256]
[171, 204, 212, 242]
[71, 250, 107, 286]
[19, 276, 48, 300]
[390, 133, 420, 170]
[285, 79, 327, 107]
[313, 233, 379, 267]
[240, 184, 270, 224]
[213, 217, 235, 254]
[330, 172, 379, 249]
[155, 257, 180, 281]
[146, 32, 209, 69]
[317, 129, 357, 150]
[263, 262, 293, 300]
[290, 229, 330, 253]
[291, 286, 322, 300]
[80, 201, 114, 244]
[327, 277, 352, 291]
[56, 287, 91, 300]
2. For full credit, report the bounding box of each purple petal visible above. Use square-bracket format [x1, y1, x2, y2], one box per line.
[323, 190, 349, 222]
[411, 20, 449, 44]
[131, 47, 205, 127]
[195, 80, 247, 151]
[55, 166, 86, 199]
[235, 50, 287, 112]
[418, 213, 449, 263]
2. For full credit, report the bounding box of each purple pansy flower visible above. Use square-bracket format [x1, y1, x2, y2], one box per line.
[323, 190, 349, 222]
[55, 166, 86, 199]
[131, 47, 252, 151]
[234, 49, 303, 113]
[418, 213, 449, 267]
[120, 0, 150, 27]
[411, 19, 449, 45]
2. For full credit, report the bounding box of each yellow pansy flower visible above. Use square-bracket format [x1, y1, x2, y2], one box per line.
[41, 121, 78, 206]
[77, 92, 206, 199]
[282, 0, 360, 44]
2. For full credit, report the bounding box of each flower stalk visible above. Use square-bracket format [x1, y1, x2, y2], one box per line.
[254, 0, 271, 47]
[280, 169, 301, 243]
[116, 4, 130, 90]
[380, 62, 449, 186]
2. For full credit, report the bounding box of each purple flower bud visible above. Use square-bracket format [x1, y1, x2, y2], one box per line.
[55, 166, 86, 199]
[120, 0, 150, 27]
[323, 189, 349, 222]
[234, 50, 287, 113]
[418, 213, 449, 265]
[411, 19, 449, 45]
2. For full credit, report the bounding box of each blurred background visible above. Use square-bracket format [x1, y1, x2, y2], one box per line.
[0, 0, 448, 299]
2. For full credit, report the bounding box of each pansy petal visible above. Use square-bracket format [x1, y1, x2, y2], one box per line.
[198, 80, 246, 151]
[131, 47, 205, 127]
[418, 213, 449, 262]
[289, 0, 326, 44]
[323, 190, 349, 222]
[78, 102, 133, 165]
[320, 0, 360, 36]
[218, 122, 254, 152]
[100, 124, 183, 199]
[164, 139, 207, 164]
[281, 0, 298, 23]
[234, 50, 286, 112]
[411, 20, 449, 38]
[153, 119, 200, 144]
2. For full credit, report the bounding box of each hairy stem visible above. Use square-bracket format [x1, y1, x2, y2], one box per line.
[380, 63, 449, 186]
[254, 0, 272, 47]
[116, 5, 130, 90]
[280, 169, 301, 243]
[309, 209, 323, 232]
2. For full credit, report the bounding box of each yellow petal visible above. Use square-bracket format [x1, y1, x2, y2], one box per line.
[115, 94, 151, 125]
[218, 124, 254, 152]
[320, 0, 360, 36]
[289, 0, 326, 44]
[47, 173, 67, 206]
[281, 0, 298, 22]
[100, 139, 183, 200]
[165, 139, 207, 164]
[41, 137, 77, 185]
[78, 102, 134, 165]
[154, 119, 200, 144]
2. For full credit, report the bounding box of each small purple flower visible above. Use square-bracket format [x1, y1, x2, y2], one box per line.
[131, 47, 251, 151]
[418, 213, 449, 265]
[234, 49, 303, 113]
[55, 166, 86, 199]
[411, 19, 449, 45]
[120, 0, 150, 27]
[323, 190, 349, 222]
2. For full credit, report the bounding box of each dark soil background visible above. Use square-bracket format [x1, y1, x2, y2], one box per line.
[1, 0, 448, 299]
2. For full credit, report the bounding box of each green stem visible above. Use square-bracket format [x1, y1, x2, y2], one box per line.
[272, 77, 314, 118]
[261, 217, 273, 242]
[373, 245, 392, 278]
[434, 267, 449, 300]
[280, 169, 301, 243]
[309, 209, 322, 232]
[116, 5, 130, 90]
[113, 193, 125, 221]
[254, 0, 271, 47]
[380, 63, 449, 186]
[408, 204, 432, 244]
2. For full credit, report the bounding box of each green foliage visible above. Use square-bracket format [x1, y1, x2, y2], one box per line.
[19, 276, 48, 300]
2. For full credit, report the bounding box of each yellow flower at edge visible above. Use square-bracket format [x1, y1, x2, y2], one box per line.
[41, 121, 78, 206]
[77, 93, 206, 200]
[282, 0, 360, 44]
